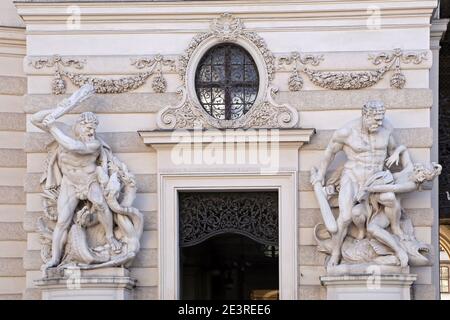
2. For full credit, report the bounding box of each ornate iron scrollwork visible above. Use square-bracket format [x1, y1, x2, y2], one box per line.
[179, 191, 278, 247]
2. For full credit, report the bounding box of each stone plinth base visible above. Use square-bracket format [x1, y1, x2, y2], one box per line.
[320, 274, 417, 300]
[35, 267, 136, 300]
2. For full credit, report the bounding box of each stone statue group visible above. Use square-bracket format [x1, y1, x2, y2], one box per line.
[311, 100, 441, 274]
[32, 84, 143, 273]
[32, 84, 440, 276]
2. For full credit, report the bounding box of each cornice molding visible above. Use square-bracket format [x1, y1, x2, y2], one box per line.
[0, 27, 26, 57]
[16, 0, 437, 24]
[430, 18, 449, 39]
[139, 128, 315, 146]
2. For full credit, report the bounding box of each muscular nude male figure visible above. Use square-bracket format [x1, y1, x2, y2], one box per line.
[31, 96, 121, 270]
[311, 100, 413, 268]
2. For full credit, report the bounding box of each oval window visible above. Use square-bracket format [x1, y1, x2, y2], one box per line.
[195, 44, 259, 120]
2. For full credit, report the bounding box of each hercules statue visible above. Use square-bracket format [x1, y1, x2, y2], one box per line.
[311, 100, 439, 272]
[31, 84, 143, 272]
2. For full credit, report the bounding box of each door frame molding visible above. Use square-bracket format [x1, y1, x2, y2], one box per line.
[158, 171, 298, 300]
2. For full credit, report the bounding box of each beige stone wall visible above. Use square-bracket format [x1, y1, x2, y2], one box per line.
[16, 0, 438, 299]
[0, 26, 26, 299]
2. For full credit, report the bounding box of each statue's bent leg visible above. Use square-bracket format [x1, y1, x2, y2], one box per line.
[367, 213, 408, 267]
[378, 192, 405, 240]
[88, 182, 121, 253]
[351, 203, 367, 240]
[44, 180, 79, 270]
[329, 177, 356, 267]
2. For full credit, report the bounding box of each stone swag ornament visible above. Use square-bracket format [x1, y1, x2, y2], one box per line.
[31, 84, 143, 275]
[310, 100, 441, 275]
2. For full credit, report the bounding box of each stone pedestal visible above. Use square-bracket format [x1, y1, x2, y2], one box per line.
[35, 267, 136, 300]
[320, 273, 417, 300]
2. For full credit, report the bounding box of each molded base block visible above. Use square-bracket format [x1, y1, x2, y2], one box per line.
[320, 273, 417, 300]
[35, 267, 136, 300]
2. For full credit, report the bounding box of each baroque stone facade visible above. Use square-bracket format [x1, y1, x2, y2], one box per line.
[0, 0, 446, 300]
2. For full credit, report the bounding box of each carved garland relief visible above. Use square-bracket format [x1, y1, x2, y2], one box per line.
[29, 54, 176, 95]
[277, 48, 427, 91]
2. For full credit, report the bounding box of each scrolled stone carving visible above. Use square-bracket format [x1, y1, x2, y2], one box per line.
[278, 48, 427, 91]
[310, 100, 441, 275]
[178, 32, 212, 82]
[160, 13, 296, 129]
[369, 47, 427, 66]
[132, 54, 175, 93]
[158, 86, 298, 129]
[369, 48, 427, 89]
[131, 53, 176, 71]
[29, 54, 174, 94]
[31, 84, 143, 273]
[243, 87, 298, 128]
[278, 51, 324, 91]
[158, 87, 208, 129]
[210, 12, 243, 41]
[177, 13, 276, 82]
[29, 54, 86, 70]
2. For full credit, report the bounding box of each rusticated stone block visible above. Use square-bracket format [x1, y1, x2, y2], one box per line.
[0, 258, 26, 276]
[25, 92, 179, 114]
[299, 245, 326, 266]
[278, 89, 432, 111]
[23, 250, 42, 270]
[0, 149, 26, 167]
[132, 249, 158, 268]
[0, 113, 25, 131]
[25, 132, 151, 153]
[298, 285, 326, 300]
[22, 288, 41, 300]
[0, 76, 26, 96]
[0, 186, 25, 204]
[0, 222, 26, 240]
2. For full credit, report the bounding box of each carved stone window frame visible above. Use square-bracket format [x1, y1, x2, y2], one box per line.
[157, 13, 298, 130]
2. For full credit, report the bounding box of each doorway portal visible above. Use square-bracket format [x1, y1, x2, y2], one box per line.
[179, 191, 279, 300]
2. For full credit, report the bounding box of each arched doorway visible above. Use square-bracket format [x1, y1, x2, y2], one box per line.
[179, 191, 279, 300]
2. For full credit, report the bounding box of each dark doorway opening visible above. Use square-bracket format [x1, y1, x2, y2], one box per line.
[178, 191, 279, 300]
[180, 234, 278, 300]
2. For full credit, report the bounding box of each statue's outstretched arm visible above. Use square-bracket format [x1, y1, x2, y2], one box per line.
[387, 134, 413, 171]
[385, 144, 406, 168]
[367, 181, 416, 193]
